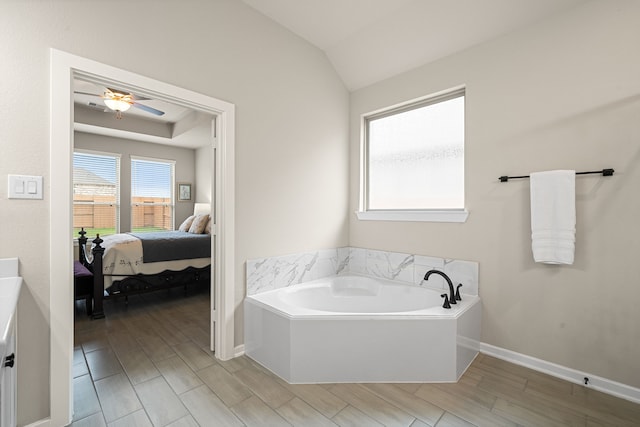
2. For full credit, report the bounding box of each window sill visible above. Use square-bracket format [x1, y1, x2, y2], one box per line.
[355, 209, 469, 223]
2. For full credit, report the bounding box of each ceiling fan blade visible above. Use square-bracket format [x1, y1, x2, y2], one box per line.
[132, 94, 151, 101]
[107, 87, 151, 101]
[74, 91, 103, 98]
[86, 102, 109, 112]
[106, 87, 126, 96]
[133, 102, 165, 116]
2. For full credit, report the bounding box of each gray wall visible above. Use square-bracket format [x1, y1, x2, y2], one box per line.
[349, 0, 640, 389]
[75, 132, 198, 229]
[0, 0, 349, 424]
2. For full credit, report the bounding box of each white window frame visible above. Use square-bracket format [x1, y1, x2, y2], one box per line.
[73, 149, 122, 237]
[130, 155, 176, 231]
[357, 86, 469, 223]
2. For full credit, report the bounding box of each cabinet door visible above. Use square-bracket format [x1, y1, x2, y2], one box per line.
[0, 326, 16, 427]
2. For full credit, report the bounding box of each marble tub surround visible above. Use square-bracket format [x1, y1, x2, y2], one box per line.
[346, 247, 414, 283]
[344, 248, 478, 296]
[419, 256, 479, 297]
[246, 249, 344, 295]
[247, 247, 478, 296]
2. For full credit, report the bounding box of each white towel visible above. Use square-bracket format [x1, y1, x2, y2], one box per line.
[530, 170, 576, 265]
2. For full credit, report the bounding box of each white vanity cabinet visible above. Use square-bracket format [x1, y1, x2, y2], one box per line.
[0, 320, 16, 427]
[0, 258, 21, 427]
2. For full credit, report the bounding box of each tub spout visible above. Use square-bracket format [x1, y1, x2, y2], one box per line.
[424, 270, 456, 305]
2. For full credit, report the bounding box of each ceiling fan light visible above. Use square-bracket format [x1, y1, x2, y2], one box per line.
[104, 98, 131, 112]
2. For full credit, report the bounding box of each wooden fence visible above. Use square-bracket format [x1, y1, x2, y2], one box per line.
[73, 196, 172, 230]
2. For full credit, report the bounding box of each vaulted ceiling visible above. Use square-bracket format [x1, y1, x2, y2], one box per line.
[74, 0, 589, 146]
[241, 0, 589, 91]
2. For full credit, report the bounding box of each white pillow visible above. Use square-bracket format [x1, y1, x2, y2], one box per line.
[178, 215, 195, 232]
[188, 214, 210, 234]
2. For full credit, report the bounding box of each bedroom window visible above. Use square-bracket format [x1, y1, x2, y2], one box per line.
[73, 150, 121, 238]
[131, 156, 175, 232]
[357, 86, 468, 222]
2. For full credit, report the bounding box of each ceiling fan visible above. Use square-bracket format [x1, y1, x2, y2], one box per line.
[75, 87, 165, 119]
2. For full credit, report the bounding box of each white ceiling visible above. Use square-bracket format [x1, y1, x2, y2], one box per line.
[241, 0, 589, 91]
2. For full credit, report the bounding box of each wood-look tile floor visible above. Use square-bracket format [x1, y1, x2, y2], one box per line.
[72, 287, 640, 427]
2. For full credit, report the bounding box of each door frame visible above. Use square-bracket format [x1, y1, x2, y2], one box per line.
[50, 49, 235, 426]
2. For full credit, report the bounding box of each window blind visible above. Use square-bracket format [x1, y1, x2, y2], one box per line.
[73, 151, 120, 239]
[131, 157, 175, 232]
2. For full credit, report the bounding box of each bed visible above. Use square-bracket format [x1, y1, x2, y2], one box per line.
[78, 203, 212, 319]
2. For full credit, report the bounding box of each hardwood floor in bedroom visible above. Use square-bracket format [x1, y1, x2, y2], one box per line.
[72, 288, 640, 427]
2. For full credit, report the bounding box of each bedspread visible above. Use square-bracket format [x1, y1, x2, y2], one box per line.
[95, 233, 211, 289]
[129, 231, 211, 262]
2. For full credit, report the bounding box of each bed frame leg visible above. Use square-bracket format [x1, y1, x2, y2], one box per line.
[91, 235, 106, 320]
[85, 296, 93, 316]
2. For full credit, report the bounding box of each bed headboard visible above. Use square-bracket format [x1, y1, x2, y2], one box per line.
[193, 203, 211, 216]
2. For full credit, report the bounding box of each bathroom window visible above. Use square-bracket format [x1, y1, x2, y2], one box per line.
[358, 87, 468, 222]
[131, 156, 175, 232]
[73, 150, 121, 238]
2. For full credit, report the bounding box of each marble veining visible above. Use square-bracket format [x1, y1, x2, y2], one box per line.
[365, 249, 414, 282]
[246, 247, 479, 296]
[346, 247, 366, 275]
[246, 249, 340, 295]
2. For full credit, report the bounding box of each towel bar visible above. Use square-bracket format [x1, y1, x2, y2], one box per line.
[499, 168, 614, 182]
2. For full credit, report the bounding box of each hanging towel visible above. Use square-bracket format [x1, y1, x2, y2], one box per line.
[530, 170, 576, 265]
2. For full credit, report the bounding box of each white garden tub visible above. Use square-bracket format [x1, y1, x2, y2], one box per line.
[244, 274, 481, 383]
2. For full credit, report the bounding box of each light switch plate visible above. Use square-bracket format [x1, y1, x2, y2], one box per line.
[8, 175, 43, 199]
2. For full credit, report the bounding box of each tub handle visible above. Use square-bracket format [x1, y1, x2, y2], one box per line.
[455, 284, 463, 301]
[441, 293, 451, 309]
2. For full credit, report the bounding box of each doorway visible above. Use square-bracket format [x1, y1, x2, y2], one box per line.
[51, 49, 235, 426]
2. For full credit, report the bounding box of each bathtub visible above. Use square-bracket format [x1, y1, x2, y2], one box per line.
[244, 274, 481, 383]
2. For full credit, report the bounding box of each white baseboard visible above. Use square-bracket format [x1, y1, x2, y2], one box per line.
[480, 342, 640, 404]
[24, 418, 50, 427]
[234, 344, 245, 357]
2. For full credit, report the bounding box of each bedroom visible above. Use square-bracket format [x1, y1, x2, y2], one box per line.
[72, 81, 216, 319]
[1, 0, 640, 426]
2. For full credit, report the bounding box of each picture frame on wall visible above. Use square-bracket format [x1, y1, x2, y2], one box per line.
[178, 183, 192, 201]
